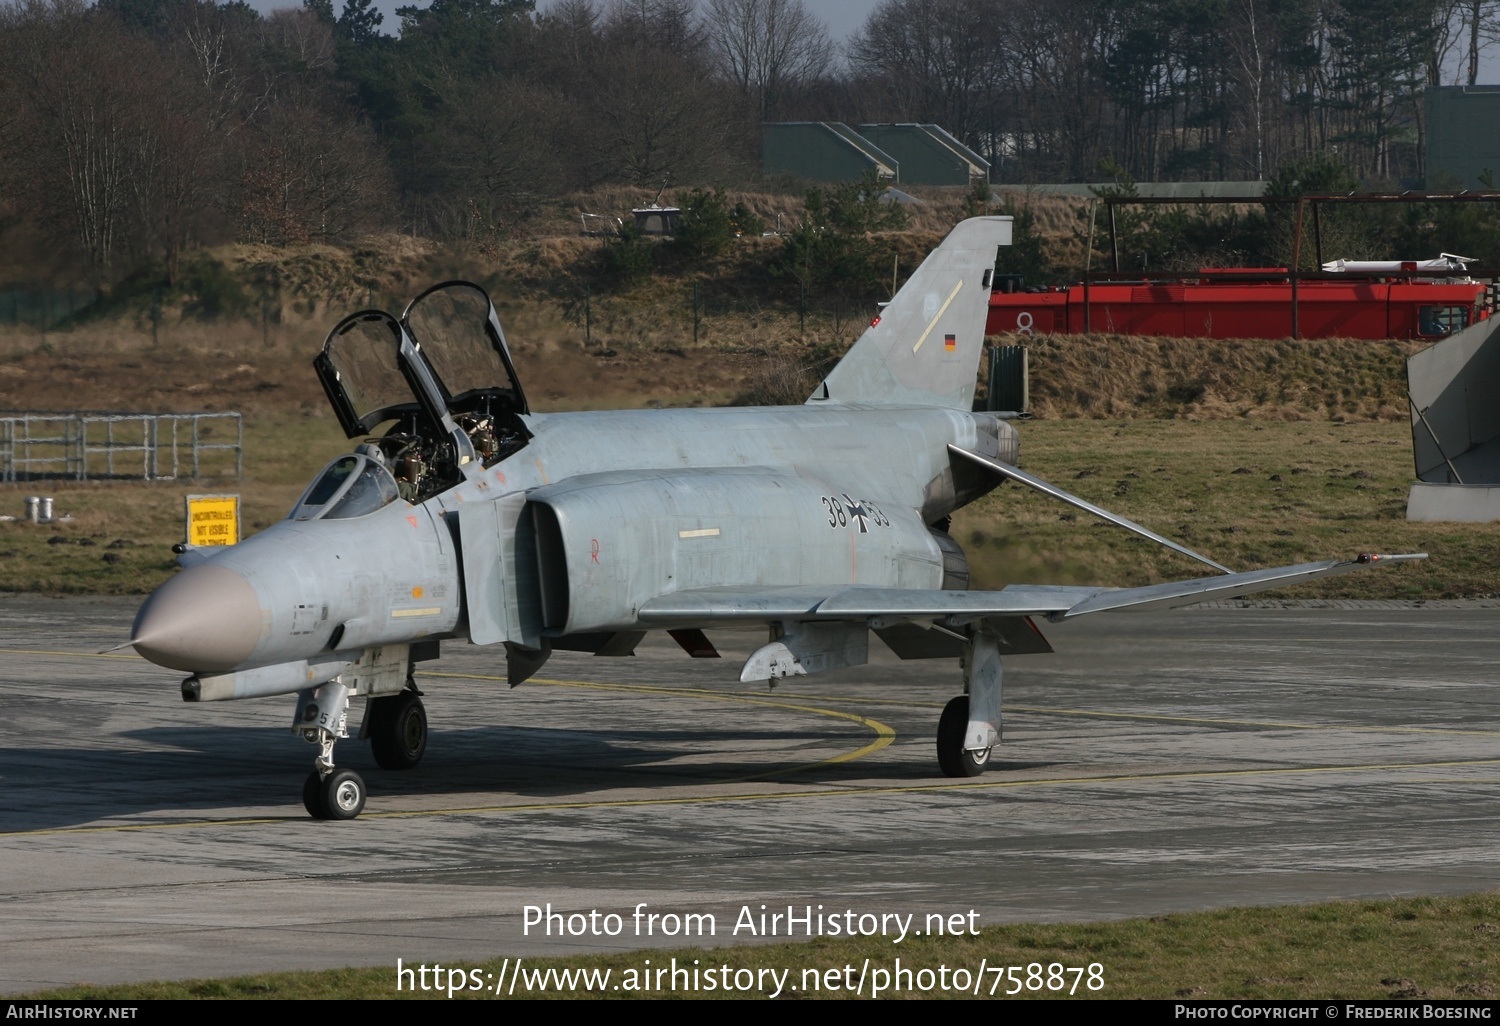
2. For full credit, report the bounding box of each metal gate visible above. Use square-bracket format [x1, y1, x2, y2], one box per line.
[0, 412, 243, 483]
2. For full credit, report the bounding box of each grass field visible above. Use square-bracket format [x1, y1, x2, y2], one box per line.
[956, 418, 1495, 599]
[0, 414, 348, 594]
[27, 892, 1500, 999]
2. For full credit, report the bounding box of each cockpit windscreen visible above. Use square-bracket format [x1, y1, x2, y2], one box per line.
[289, 454, 401, 521]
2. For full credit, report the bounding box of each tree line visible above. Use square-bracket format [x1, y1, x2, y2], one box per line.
[3, 0, 1499, 290]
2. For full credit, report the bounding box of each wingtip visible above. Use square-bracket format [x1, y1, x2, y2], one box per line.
[1354, 552, 1429, 564]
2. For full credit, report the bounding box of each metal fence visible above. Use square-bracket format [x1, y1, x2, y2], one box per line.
[0, 412, 242, 483]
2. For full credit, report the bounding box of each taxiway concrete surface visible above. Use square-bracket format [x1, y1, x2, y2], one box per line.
[3, 594, 1498, 993]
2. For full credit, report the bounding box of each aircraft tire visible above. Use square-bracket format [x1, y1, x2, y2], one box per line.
[937, 696, 990, 778]
[303, 770, 330, 819]
[370, 692, 427, 770]
[322, 769, 367, 820]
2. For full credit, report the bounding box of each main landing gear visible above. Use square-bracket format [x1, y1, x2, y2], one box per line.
[937, 696, 991, 777]
[936, 627, 1003, 779]
[367, 687, 427, 770]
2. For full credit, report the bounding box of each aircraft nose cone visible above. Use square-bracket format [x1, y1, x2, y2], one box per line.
[131, 564, 263, 673]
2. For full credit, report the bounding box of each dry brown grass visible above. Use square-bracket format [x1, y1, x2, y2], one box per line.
[1018, 333, 1421, 421]
[952, 418, 1498, 601]
[993, 189, 1085, 235]
[0, 309, 1430, 426]
[0, 324, 332, 414]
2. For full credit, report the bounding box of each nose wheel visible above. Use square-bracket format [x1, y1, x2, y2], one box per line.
[303, 768, 367, 820]
[294, 680, 369, 820]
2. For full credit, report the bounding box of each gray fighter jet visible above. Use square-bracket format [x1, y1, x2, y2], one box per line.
[130, 217, 1422, 819]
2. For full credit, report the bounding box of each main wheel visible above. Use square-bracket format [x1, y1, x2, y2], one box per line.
[303, 770, 330, 819]
[370, 691, 427, 770]
[321, 768, 366, 820]
[936, 695, 991, 778]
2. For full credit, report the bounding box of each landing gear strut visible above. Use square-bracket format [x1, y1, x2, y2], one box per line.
[936, 626, 1002, 778]
[294, 679, 367, 820]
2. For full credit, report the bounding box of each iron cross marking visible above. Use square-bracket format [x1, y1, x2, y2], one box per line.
[842, 494, 871, 533]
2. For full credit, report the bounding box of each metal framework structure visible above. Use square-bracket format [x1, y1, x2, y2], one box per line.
[0, 412, 243, 483]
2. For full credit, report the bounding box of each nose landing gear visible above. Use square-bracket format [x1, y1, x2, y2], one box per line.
[294, 679, 368, 820]
[294, 675, 430, 819]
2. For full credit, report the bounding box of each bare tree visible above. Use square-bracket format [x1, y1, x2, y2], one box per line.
[237, 98, 392, 245]
[1, 0, 163, 287]
[428, 75, 564, 203]
[544, 0, 739, 186]
[702, 0, 835, 120]
[260, 7, 337, 76]
[538, 0, 603, 69]
[1454, 0, 1500, 84]
[1227, 0, 1273, 178]
[846, 0, 1006, 143]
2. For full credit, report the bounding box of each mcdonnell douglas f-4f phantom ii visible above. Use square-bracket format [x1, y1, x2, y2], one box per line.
[129, 217, 1423, 819]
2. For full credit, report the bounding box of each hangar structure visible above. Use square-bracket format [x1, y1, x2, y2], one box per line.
[1425, 85, 1500, 189]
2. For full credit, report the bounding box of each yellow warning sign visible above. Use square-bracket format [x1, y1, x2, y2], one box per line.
[186, 494, 240, 547]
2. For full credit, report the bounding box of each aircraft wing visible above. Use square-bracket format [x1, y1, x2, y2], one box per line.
[636, 553, 1420, 628]
[639, 443, 1424, 628]
[637, 584, 1095, 624]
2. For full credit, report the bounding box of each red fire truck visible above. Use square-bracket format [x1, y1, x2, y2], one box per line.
[986, 260, 1492, 340]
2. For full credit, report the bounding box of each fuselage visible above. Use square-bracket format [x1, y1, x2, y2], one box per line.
[131, 403, 1017, 682]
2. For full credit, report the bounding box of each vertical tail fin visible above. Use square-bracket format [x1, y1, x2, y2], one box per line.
[810, 216, 1011, 410]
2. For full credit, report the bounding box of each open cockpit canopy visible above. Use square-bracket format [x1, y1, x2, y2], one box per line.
[402, 281, 529, 416]
[315, 281, 528, 440]
[313, 282, 532, 502]
[315, 311, 422, 438]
